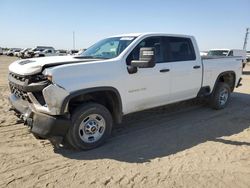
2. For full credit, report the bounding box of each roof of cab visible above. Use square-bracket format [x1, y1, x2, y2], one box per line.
[109, 32, 194, 38]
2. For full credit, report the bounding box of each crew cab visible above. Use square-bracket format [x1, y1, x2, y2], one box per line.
[8, 33, 242, 150]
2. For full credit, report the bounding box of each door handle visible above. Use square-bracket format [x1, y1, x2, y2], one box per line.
[193, 65, 201, 69]
[160, 69, 170, 73]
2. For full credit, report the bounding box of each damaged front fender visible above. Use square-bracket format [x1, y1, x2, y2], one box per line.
[28, 84, 69, 115]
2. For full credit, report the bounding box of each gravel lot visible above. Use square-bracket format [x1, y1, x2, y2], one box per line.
[0, 56, 250, 188]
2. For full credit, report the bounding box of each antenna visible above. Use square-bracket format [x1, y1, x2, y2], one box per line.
[73, 31, 75, 50]
[243, 28, 249, 50]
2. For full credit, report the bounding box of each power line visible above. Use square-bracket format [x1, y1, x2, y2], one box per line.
[73, 31, 75, 50]
[243, 28, 249, 50]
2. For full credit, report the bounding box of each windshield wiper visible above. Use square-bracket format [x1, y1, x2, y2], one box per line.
[75, 55, 95, 59]
[75, 55, 109, 59]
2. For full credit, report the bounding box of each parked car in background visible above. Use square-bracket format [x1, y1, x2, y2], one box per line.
[18, 48, 31, 58]
[68, 49, 79, 55]
[55, 49, 68, 56]
[24, 46, 55, 58]
[0, 47, 3, 55]
[227, 49, 247, 67]
[24, 48, 36, 58]
[34, 48, 56, 57]
[3, 49, 8, 55]
[7, 48, 21, 56]
[76, 49, 87, 55]
[207, 49, 229, 56]
[8, 33, 242, 150]
[208, 48, 247, 67]
[14, 49, 22, 57]
[200, 51, 208, 56]
[6, 49, 14, 56]
[247, 51, 250, 62]
[227, 49, 246, 58]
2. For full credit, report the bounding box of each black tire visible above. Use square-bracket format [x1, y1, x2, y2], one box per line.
[66, 103, 113, 150]
[210, 82, 231, 110]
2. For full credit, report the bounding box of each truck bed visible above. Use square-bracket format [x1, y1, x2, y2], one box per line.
[201, 56, 242, 91]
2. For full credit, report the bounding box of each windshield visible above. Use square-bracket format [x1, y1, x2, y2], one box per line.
[207, 50, 229, 56]
[80, 36, 136, 59]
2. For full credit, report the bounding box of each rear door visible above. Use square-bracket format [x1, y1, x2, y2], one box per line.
[163, 37, 202, 102]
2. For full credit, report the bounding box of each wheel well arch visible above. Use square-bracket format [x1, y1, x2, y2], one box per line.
[213, 71, 236, 92]
[61, 87, 123, 124]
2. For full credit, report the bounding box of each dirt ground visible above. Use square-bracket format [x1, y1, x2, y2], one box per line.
[0, 56, 250, 188]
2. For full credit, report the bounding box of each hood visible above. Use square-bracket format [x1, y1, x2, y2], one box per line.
[8, 56, 99, 75]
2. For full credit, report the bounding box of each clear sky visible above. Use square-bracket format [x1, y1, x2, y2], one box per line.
[0, 0, 249, 51]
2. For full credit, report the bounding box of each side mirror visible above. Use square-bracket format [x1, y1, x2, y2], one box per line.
[131, 47, 156, 68]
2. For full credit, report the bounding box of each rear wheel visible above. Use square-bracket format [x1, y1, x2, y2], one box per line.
[66, 103, 113, 150]
[210, 82, 231, 110]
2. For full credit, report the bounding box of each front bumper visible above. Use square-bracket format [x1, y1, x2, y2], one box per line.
[9, 94, 71, 138]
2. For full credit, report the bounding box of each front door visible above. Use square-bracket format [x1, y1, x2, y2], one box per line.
[123, 36, 172, 114]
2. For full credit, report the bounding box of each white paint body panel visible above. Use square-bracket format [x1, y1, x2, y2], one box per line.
[8, 33, 242, 116]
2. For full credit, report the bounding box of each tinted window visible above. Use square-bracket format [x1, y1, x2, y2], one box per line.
[127, 37, 163, 64]
[164, 37, 196, 62]
[207, 50, 229, 56]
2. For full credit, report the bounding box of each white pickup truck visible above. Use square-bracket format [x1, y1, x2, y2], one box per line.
[34, 48, 57, 57]
[8, 33, 242, 150]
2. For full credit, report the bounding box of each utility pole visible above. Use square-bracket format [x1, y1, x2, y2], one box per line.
[243, 28, 249, 50]
[73, 31, 75, 50]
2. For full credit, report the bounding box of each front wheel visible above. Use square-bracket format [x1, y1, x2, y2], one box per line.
[66, 103, 113, 150]
[210, 82, 231, 110]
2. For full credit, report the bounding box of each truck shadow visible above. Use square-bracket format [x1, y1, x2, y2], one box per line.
[54, 92, 250, 163]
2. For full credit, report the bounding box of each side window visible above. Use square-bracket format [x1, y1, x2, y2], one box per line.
[165, 37, 196, 62]
[126, 37, 163, 64]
